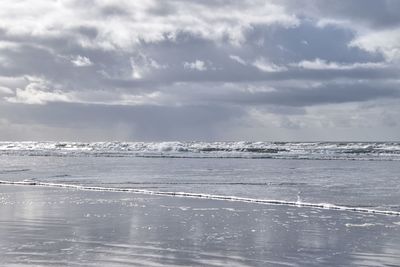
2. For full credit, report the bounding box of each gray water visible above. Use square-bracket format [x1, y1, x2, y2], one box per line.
[1, 143, 400, 266]
[1, 155, 400, 212]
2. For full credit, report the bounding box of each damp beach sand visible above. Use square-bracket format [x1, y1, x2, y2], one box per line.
[1, 185, 400, 267]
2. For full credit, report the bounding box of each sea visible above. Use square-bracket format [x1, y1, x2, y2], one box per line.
[1, 141, 400, 266]
[1, 141, 400, 213]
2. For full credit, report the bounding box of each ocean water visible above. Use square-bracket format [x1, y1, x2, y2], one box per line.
[1, 141, 400, 214]
[1, 141, 400, 266]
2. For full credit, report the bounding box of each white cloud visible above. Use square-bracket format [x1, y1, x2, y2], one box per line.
[252, 58, 287, 72]
[130, 53, 166, 79]
[0, 0, 298, 50]
[6, 87, 72, 105]
[292, 58, 386, 70]
[350, 29, 400, 62]
[229, 55, 247, 65]
[3, 75, 164, 106]
[5, 78, 74, 105]
[71, 55, 93, 67]
[316, 18, 352, 29]
[183, 60, 207, 71]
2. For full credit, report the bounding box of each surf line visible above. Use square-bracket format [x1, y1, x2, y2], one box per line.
[1, 179, 399, 216]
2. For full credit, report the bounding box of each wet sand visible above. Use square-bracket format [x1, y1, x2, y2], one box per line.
[1, 185, 400, 267]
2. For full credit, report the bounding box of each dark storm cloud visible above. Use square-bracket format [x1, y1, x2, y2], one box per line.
[238, 83, 400, 107]
[244, 23, 383, 63]
[0, 102, 244, 140]
[157, 80, 400, 108]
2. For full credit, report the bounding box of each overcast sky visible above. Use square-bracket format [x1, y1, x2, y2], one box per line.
[0, 0, 399, 141]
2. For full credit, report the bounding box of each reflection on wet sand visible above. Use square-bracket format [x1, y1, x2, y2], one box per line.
[1, 186, 400, 266]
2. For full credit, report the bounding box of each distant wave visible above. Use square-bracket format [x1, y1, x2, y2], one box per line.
[1, 141, 400, 161]
[1, 179, 399, 216]
[0, 168, 30, 173]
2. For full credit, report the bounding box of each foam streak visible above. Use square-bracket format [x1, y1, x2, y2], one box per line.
[1, 180, 399, 216]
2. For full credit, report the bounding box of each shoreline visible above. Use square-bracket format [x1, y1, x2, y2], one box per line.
[1, 185, 400, 266]
[1, 180, 400, 217]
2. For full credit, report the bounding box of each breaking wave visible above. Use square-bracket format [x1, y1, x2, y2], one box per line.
[1, 141, 400, 161]
[1, 179, 399, 216]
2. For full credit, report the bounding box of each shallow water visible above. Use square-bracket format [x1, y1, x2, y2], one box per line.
[1, 186, 400, 267]
[1, 155, 400, 213]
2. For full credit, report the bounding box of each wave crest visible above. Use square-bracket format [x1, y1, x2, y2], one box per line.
[1, 141, 400, 161]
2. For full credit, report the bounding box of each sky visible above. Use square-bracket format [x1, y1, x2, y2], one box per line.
[0, 0, 400, 141]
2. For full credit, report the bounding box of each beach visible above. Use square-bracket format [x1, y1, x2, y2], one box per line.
[1, 184, 400, 267]
[0, 0, 400, 267]
[2, 0, 400, 265]
[1, 142, 400, 266]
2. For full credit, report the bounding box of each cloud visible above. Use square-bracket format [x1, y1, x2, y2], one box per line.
[130, 53, 165, 79]
[6, 87, 71, 105]
[5, 78, 74, 105]
[252, 58, 288, 72]
[71, 55, 93, 67]
[229, 55, 247, 65]
[0, 101, 245, 140]
[183, 60, 208, 71]
[292, 58, 387, 70]
[0, 0, 400, 140]
[0, 0, 298, 50]
[281, 0, 400, 64]
[350, 29, 400, 62]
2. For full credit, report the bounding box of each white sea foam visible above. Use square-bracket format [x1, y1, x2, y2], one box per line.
[0, 141, 399, 160]
[1, 179, 399, 216]
[345, 223, 376, 227]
